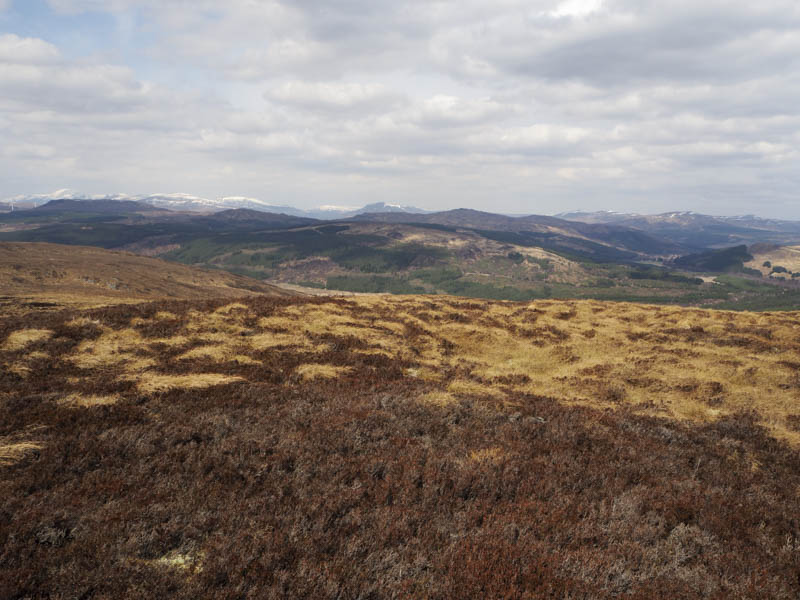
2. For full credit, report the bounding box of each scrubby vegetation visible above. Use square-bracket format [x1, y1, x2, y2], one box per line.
[2, 294, 800, 598]
[673, 245, 753, 272]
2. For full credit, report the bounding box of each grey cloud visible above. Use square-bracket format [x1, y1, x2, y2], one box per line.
[0, 38, 149, 115]
[266, 81, 406, 113]
[1, 2, 800, 217]
[428, 2, 800, 86]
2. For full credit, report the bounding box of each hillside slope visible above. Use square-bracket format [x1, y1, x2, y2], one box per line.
[746, 244, 800, 278]
[2, 295, 800, 597]
[353, 208, 684, 257]
[0, 242, 297, 311]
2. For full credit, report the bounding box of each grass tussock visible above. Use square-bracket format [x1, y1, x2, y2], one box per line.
[3, 328, 53, 351]
[60, 393, 119, 408]
[0, 434, 42, 466]
[468, 446, 506, 463]
[418, 390, 458, 407]
[136, 373, 243, 393]
[447, 378, 506, 400]
[175, 345, 236, 362]
[294, 363, 352, 380]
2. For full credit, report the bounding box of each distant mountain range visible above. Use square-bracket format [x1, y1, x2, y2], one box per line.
[4, 198, 800, 309]
[5, 193, 800, 252]
[557, 210, 800, 248]
[0, 190, 428, 219]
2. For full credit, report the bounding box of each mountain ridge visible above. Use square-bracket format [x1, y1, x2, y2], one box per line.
[558, 210, 800, 248]
[1, 191, 429, 219]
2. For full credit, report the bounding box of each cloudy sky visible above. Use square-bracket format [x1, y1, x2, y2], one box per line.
[1, 0, 799, 216]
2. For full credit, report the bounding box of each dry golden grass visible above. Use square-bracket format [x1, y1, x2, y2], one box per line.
[148, 335, 192, 348]
[294, 364, 351, 380]
[176, 345, 233, 361]
[153, 552, 204, 572]
[7, 362, 31, 378]
[447, 379, 506, 400]
[133, 551, 205, 575]
[71, 327, 155, 372]
[417, 391, 458, 408]
[60, 393, 119, 407]
[249, 332, 307, 350]
[3, 328, 53, 351]
[298, 296, 800, 443]
[469, 447, 506, 463]
[176, 345, 260, 365]
[66, 317, 102, 327]
[137, 374, 244, 393]
[0, 439, 42, 466]
[5, 293, 800, 443]
[214, 302, 251, 314]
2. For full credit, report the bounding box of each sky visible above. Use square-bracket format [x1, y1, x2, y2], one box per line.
[1, 0, 799, 217]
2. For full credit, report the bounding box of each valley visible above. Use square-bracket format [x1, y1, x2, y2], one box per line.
[3, 200, 800, 310]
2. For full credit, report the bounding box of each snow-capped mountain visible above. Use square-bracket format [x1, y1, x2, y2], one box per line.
[3, 189, 99, 207]
[0, 190, 430, 219]
[135, 193, 305, 215]
[358, 202, 428, 215]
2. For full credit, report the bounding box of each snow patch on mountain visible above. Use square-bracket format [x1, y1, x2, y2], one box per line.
[1, 191, 430, 219]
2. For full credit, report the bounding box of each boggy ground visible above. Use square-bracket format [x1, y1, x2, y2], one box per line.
[2, 295, 800, 598]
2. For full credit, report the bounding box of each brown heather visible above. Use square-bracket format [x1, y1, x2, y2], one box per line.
[2, 294, 800, 598]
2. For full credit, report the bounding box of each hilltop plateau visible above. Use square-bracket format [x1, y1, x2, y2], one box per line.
[2, 292, 800, 597]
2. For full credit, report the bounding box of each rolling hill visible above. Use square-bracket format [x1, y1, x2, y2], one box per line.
[3, 203, 800, 309]
[0, 242, 297, 313]
[354, 208, 684, 257]
[745, 244, 800, 279]
[31, 199, 163, 214]
[0, 204, 684, 260]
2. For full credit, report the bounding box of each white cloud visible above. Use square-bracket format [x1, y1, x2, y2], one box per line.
[550, 0, 604, 18]
[468, 124, 592, 154]
[0, 34, 61, 64]
[268, 81, 402, 112]
[0, 142, 57, 160]
[410, 95, 515, 127]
